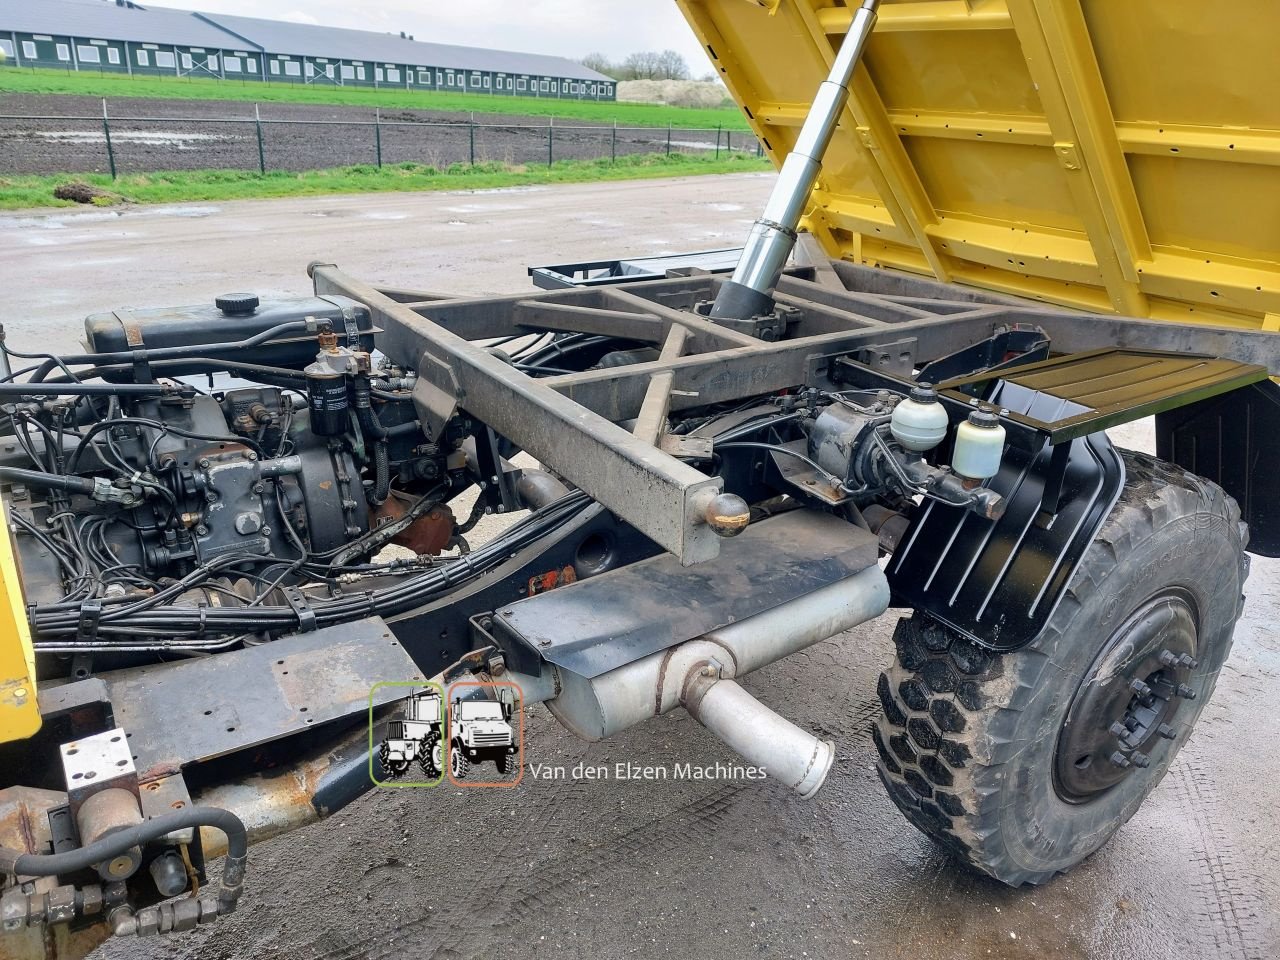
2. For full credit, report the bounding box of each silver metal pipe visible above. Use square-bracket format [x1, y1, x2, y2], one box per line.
[541, 566, 889, 796]
[711, 0, 881, 320]
[684, 677, 833, 798]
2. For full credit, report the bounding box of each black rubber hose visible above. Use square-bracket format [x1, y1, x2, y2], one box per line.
[0, 467, 96, 495]
[352, 378, 390, 506]
[0, 382, 175, 397]
[0, 805, 248, 913]
[17, 321, 314, 375]
[370, 440, 390, 505]
[46, 358, 310, 384]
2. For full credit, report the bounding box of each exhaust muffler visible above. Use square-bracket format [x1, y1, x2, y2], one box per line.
[536, 567, 889, 797]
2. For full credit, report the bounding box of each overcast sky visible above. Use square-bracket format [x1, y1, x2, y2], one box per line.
[143, 1, 715, 75]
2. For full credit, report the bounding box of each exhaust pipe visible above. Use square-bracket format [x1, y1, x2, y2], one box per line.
[710, 0, 882, 323]
[540, 566, 889, 797]
[684, 676, 833, 798]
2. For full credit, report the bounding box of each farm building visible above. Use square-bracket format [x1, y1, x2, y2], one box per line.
[0, 0, 617, 100]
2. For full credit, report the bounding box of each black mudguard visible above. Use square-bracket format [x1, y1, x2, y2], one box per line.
[1157, 379, 1280, 558]
[887, 381, 1125, 652]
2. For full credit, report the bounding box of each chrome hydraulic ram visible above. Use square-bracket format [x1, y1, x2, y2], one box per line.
[710, 0, 882, 322]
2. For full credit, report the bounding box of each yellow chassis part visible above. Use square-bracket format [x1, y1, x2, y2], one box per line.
[677, 0, 1279, 329]
[0, 504, 39, 744]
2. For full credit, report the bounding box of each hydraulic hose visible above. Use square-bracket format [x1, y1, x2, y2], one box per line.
[0, 467, 96, 495]
[352, 378, 390, 505]
[29, 491, 594, 644]
[0, 805, 248, 914]
[370, 441, 390, 505]
[0, 382, 177, 397]
[19, 321, 315, 380]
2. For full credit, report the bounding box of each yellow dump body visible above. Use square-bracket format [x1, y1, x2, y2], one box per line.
[677, 0, 1280, 329]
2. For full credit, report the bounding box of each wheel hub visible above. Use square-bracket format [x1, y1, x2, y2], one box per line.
[1054, 592, 1200, 802]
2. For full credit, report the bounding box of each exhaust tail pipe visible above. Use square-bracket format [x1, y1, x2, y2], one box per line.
[684, 676, 833, 798]
[710, 0, 882, 323]
[539, 566, 889, 797]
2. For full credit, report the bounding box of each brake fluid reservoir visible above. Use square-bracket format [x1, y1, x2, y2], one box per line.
[890, 383, 949, 452]
[953, 407, 1006, 480]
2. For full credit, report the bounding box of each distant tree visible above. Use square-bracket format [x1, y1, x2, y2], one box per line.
[620, 50, 662, 80]
[580, 52, 617, 77]
[654, 49, 690, 81]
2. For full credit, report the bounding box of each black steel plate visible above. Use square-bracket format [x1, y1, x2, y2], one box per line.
[888, 381, 1125, 651]
[102, 616, 422, 778]
[492, 510, 878, 679]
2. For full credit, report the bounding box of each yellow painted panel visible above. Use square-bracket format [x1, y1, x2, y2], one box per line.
[904, 138, 1085, 232]
[866, 29, 1040, 116]
[1080, 0, 1280, 130]
[1128, 155, 1280, 267]
[0, 503, 39, 744]
[677, 0, 1280, 328]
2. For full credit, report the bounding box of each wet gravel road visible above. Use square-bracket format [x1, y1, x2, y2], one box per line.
[0, 175, 1274, 960]
[0, 92, 749, 176]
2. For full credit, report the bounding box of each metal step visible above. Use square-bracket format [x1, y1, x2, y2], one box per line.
[937, 349, 1268, 444]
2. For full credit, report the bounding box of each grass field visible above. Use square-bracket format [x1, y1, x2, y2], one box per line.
[0, 152, 772, 210]
[0, 67, 752, 130]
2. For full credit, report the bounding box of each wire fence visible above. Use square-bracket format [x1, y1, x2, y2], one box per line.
[0, 99, 764, 178]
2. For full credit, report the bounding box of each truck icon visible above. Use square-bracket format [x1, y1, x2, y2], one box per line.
[449, 696, 517, 779]
[378, 688, 444, 780]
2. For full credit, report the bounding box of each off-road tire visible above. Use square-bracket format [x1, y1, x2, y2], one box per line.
[874, 451, 1249, 886]
[450, 743, 470, 781]
[377, 742, 406, 779]
[418, 735, 442, 779]
[496, 752, 512, 776]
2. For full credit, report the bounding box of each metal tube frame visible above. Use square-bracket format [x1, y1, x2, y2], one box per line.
[310, 261, 1279, 566]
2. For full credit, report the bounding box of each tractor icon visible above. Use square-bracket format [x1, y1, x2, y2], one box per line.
[448, 694, 517, 780]
[378, 687, 444, 780]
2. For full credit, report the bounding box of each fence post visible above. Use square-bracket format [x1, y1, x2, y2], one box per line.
[547, 119, 554, 167]
[726, 129, 732, 154]
[101, 98, 117, 180]
[253, 103, 266, 174]
[715, 123, 722, 160]
[469, 114, 475, 165]
[375, 107, 383, 168]
[611, 119, 616, 163]
[666, 122, 672, 156]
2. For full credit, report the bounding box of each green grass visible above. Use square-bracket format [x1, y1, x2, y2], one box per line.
[0, 67, 751, 130]
[0, 152, 772, 210]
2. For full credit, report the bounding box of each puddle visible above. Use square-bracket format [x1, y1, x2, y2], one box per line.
[14, 130, 238, 149]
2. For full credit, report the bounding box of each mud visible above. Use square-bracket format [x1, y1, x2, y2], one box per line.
[0, 93, 754, 176]
[0, 176, 1273, 960]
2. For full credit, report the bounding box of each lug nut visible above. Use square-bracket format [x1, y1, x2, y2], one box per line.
[1109, 721, 1128, 739]
[1130, 751, 1151, 769]
[1175, 684, 1197, 700]
[1128, 679, 1152, 699]
[1180, 654, 1199, 669]
[1158, 723, 1177, 740]
[1109, 752, 1131, 769]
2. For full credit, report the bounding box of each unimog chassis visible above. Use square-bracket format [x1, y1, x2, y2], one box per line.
[1, 1, 1278, 953]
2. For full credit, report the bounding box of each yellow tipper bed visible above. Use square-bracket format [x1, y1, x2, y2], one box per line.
[676, 0, 1280, 329]
[0, 513, 39, 743]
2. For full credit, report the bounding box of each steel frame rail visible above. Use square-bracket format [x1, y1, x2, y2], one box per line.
[310, 261, 1280, 566]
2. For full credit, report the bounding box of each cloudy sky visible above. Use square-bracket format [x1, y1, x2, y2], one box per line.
[144, 1, 715, 74]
